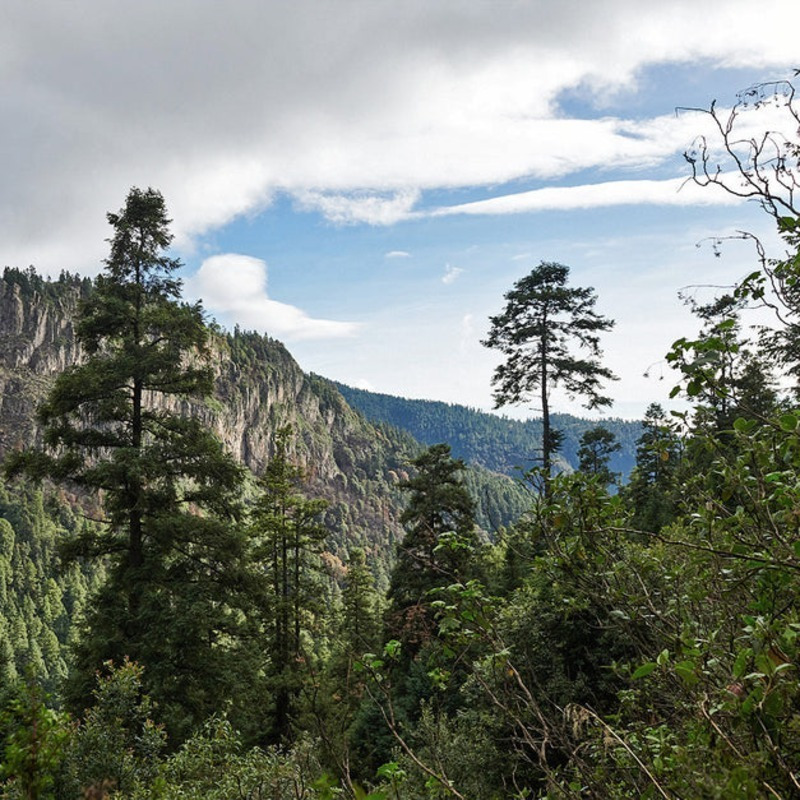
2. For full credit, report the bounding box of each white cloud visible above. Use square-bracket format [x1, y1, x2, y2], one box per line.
[294, 190, 420, 226]
[187, 254, 360, 341]
[2, 0, 798, 271]
[385, 250, 412, 259]
[430, 175, 743, 218]
[442, 264, 464, 284]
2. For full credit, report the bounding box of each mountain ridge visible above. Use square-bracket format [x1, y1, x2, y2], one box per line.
[333, 381, 642, 479]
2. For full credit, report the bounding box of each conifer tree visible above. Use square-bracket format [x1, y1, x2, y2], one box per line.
[386, 444, 477, 651]
[483, 262, 616, 490]
[6, 187, 246, 738]
[624, 403, 682, 532]
[342, 547, 380, 654]
[249, 426, 328, 744]
[577, 425, 621, 487]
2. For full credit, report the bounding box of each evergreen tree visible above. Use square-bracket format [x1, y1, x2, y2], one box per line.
[483, 262, 616, 490]
[5, 187, 246, 739]
[342, 547, 380, 654]
[386, 444, 477, 652]
[624, 403, 682, 532]
[248, 426, 328, 744]
[577, 425, 621, 487]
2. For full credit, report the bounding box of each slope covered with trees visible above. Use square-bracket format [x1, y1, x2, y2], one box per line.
[334, 382, 641, 479]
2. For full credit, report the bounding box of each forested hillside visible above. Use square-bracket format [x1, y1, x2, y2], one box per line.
[334, 382, 641, 479]
[2, 77, 800, 800]
[0, 267, 528, 577]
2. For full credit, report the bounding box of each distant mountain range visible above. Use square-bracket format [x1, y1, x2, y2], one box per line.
[333, 382, 643, 480]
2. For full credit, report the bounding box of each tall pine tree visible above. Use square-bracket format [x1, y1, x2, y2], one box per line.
[483, 262, 616, 490]
[248, 426, 328, 744]
[6, 187, 246, 739]
[386, 444, 477, 653]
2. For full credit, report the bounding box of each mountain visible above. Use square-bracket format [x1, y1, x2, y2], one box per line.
[0, 268, 529, 584]
[333, 382, 643, 480]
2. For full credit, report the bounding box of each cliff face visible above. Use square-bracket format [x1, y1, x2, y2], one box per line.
[0, 272, 409, 569]
[0, 276, 84, 455]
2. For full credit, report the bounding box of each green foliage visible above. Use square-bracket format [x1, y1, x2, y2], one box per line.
[5, 188, 247, 741]
[131, 719, 327, 800]
[1, 266, 92, 302]
[0, 483, 99, 694]
[577, 425, 621, 487]
[623, 403, 683, 533]
[386, 445, 478, 652]
[248, 426, 330, 744]
[57, 659, 165, 798]
[0, 677, 69, 800]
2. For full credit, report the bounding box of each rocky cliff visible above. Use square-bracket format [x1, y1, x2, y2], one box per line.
[0, 268, 532, 579]
[0, 271, 86, 455]
[0, 268, 412, 578]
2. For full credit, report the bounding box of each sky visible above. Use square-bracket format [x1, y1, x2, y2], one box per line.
[3, 1, 799, 420]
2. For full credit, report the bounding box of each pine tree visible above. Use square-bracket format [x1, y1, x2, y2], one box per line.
[624, 403, 682, 533]
[483, 262, 616, 489]
[577, 425, 621, 487]
[6, 187, 246, 739]
[386, 444, 477, 652]
[342, 547, 380, 654]
[249, 426, 328, 744]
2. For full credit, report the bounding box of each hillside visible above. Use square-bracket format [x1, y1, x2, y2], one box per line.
[333, 382, 643, 480]
[0, 269, 529, 579]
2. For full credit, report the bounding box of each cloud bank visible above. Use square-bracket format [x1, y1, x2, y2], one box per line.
[1, 0, 797, 271]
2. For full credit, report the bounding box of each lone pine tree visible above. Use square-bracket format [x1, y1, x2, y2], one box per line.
[6, 187, 246, 739]
[483, 262, 616, 489]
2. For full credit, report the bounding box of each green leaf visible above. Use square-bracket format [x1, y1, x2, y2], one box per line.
[763, 689, 783, 718]
[632, 662, 657, 680]
[779, 413, 799, 432]
[674, 660, 698, 686]
[732, 649, 751, 679]
[383, 640, 401, 659]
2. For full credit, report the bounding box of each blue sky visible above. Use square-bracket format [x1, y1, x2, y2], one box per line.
[3, 1, 798, 419]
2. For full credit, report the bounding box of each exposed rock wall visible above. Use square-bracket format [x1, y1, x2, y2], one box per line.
[0, 274, 408, 567]
[0, 279, 82, 454]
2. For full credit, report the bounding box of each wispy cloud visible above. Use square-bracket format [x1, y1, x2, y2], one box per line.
[187, 254, 360, 340]
[442, 264, 464, 284]
[385, 250, 412, 259]
[429, 176, 743, 218]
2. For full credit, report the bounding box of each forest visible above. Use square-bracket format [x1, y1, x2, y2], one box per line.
[1, 78, 800, 799]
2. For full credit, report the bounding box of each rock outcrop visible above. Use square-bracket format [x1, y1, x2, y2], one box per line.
[0, 270, 409, 571]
